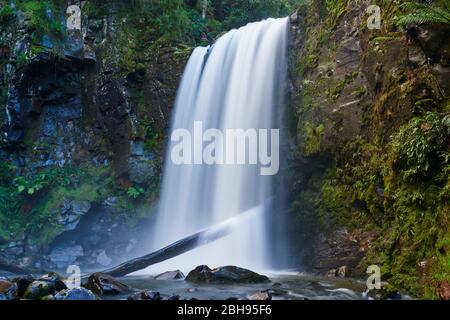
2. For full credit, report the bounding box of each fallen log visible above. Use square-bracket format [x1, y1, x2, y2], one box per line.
[102, 219, 235, 277]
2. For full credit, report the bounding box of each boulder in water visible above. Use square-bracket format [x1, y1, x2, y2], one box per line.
[0, 278, 17, 300]
[23, 273, 67, 300]
[54, 288, 98, 300]
[337, 265, 351, 278]
[85, 273, 130, 296]
[127, 290, 162, 300]
[186, 265, 270, 284]
[24, 281, 60, 300]
[247, 290, 272, 301]
[14, 275, 35, 298]
[154, 270, 185, 280]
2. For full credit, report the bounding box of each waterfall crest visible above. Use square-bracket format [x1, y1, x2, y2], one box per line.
[149, 17, 289, 273]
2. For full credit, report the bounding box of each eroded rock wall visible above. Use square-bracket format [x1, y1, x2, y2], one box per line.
[288, 0, 449, 298]
[0, 2, 188, 271]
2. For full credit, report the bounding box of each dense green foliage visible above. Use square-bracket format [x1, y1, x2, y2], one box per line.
[293, 0, 450, 299]
[12, 0, 65, 38]
[397, 0, 450, 27]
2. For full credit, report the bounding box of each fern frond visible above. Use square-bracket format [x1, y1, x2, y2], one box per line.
[396, 1, 450, 27]
[444, 0, 450, 11]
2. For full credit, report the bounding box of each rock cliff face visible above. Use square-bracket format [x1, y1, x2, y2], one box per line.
[288, 0, 449, 298]
[0, 1, 188, 270]
[1, 0, 449, 300]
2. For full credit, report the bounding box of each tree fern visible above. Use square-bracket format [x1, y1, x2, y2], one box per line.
[396, 1, 450, 28]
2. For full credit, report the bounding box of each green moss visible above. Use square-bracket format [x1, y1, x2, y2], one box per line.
[0, 164, 113, 246]
[313, 111, 450, 298]
[13, 0, 65, 41]
[301, 122, 325, 156]
[355, 86, 367, 98]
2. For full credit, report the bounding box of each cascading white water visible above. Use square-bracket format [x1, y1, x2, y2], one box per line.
[147, 17, 289, 274]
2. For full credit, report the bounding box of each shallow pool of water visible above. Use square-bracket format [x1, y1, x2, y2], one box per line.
[115, 273, 369, 300]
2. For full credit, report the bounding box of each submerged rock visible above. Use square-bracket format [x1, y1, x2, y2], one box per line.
[186, 265, 270, 284]
[54, 288, 98, 300]
[154, 270, 185, 281]
[365, 283, 401, 300]
[85, 273, 130, 296]
[127, 290, 162, 300]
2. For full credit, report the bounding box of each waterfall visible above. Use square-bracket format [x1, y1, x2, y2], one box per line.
[148, 17, 289, 274]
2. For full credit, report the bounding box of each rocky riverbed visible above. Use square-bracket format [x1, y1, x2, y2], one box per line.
[0, 265, 411, 301]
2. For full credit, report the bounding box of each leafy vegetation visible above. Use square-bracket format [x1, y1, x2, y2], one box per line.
[127, 186, 145, 199]
[0, 3, 14, 24]
[12, 0, 65, 39]
[292, 0, 450, 299]
[315, 112, 450, 297]
[396, 0, 450, 27]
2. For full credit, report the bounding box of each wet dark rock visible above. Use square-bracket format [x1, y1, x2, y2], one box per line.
[154, 270, 185, 281]
[247, 290, 272, 301]
[54, 288, 98, 301]
[127, 290, 162, 301]
[128, 158, 156, 184]
[326, 269, 338, 278]
[310, 229, 371, 277]
[48, 245, 84, 269]
[103, 197, 119, 210]
[289, 10, 299, 25]
[365, 287, 401, 300]
[0, 278, 17, 300]
[14, 275, 35, 298]
[186, 265, 270, 284]
[85, 273, 130, 296]
[24, 273, 68, 300]
[432, 64, 450, 96]
[337, 266, 351, 278]
[326, 266, 351, 278]
[410, 24, 450, 64]
[268, 288, 291, 298]
[58, 200, 91, 232]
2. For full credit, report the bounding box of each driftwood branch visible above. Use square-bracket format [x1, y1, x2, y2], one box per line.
[102, 221, 234, 277]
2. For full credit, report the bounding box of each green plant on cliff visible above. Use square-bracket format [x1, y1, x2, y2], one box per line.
[127, 186, 145, 199]
[0, 4, 14, 24]
[301, 121, 325, 156]
[13, 0, 65, 39]
[396, 0, 450, 27]
[318, 111, 450, 298]
[0, 164, 112, 245]
[392, 112, 450, 182]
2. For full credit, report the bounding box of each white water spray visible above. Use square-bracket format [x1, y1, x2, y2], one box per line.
[147, 17, 289, 274]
